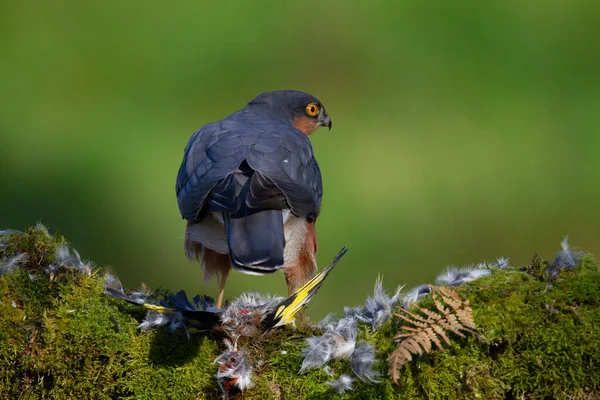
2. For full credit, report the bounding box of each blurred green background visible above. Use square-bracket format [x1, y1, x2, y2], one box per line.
[1, 1, 599, 319]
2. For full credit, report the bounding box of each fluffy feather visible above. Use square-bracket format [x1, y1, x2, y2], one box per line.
[138, 310, 185, 334]
[229, 292, 283, 310]
[357, 277, 404, 330]
[301, 317, 358, 371]
[48, 244, 93, 276]
[435, 266, 491, 286]
[300, 335, 336, 371]
[495, 257, 510, 269]
[34, 222, 50, 235]
[351, 342, 379, 383]
[548, 236, 584, 277]
[403, 284, 431, 309]
[0, 253, 28, 277]
[0, 229, 20, 250]
[103, 274, 151, 305]
[326, 374, 354, 394]
[215, 344, 254, 395]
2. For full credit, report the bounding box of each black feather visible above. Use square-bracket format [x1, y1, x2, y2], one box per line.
[226, 210, 285, 272]
[205, 175, 240, 213]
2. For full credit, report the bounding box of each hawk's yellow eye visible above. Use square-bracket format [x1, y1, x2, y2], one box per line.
[306, 103, 319, 117]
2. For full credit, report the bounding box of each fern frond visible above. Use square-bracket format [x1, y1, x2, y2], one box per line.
[425, 327, 445, 350]
[431, 293, 450, 315]
[430, 324, 452, 346]
[396, 308, 429, 326]
[387, 285, 476, 385]
[419, 306, 442, 321]
[412, 332, 433, 353]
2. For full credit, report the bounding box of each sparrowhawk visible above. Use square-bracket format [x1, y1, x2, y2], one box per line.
[176, 90, 331, 307]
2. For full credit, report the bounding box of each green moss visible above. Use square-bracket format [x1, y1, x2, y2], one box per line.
[1, 226, 600, 399]
[373, 255, 600, 400]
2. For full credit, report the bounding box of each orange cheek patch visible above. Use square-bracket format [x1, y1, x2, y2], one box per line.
[293, 116, 319, 135]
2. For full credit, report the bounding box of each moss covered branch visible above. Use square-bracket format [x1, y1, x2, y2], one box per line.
[1, 225, 599, 399]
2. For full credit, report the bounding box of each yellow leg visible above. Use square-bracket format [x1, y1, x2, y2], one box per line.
[216, 271, 229, 309]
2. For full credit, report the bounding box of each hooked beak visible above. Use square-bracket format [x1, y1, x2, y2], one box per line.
[319, 110, 332, 130]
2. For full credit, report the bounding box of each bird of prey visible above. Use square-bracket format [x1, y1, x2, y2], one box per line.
[176, 90, 332, 308]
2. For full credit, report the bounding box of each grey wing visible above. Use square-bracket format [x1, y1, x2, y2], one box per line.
[176, 122, 250, 221]
[245, 123, 323, 220]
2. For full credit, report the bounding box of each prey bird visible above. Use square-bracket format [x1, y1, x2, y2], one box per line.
[176, 90, 332, 307]
[105, 247, 348, 338]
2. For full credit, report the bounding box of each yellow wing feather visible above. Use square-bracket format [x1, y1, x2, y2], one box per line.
[143, 304, 177, 312]
[271, 247, 348, 327]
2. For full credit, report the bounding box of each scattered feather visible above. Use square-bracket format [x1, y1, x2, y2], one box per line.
[34, 222, 50, 236]
[138, 309, 185, 334]
[215, 345, 254, 396]
[0, 253, 28, 276]
[48, 245, 93, 276]
[231, 292, 283, 310]
[357, 277, 404, 330]
[0, 229, 20, 237]
[0, 229, 20, 249]
[341, 306, 363, 320]
[301, 317, 358, 371]
[329, 317, 359, 343]
[435, 266, 491, 287]
[0, 226, 100, 279]
[103, 274, 150, 306]
[495, 257, 510, 269]
[301, 335, 336, 371]
[548, 236, 584, 277]
[326, 374, 354, 394]
[404, 263, 496, 309]
[402, 284, 431, 309]
[351, 342, 379, 383]
[328, 317, 359, 359]
[104, 272, 124, 293]
[337, 278, 404, 330]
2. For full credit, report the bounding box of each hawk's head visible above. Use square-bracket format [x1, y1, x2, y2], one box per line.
[247, 90, 332, 135]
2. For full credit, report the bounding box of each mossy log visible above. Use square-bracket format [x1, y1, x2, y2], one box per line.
[1, 226, 599, 399]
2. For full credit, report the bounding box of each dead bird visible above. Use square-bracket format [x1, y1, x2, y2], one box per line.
[105, 247, 347, 342]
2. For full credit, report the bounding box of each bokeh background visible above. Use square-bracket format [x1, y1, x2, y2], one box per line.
[1, 1, 599, 319]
